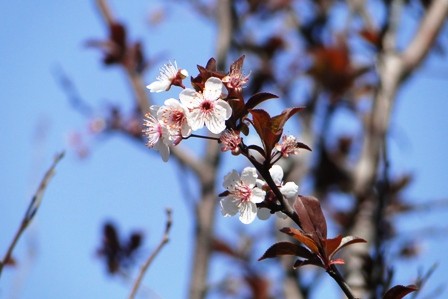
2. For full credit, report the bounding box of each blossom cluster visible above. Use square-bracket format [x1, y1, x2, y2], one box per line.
[143, 59, 309, 223]
[143, 61, 231, 161]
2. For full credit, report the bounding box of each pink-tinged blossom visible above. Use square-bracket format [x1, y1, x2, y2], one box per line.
[142, 107, 171, 162]
[220, 167, 266, 224]
[219, 129, 241, 154]
[157, 98, 191, 143]
[222, 69, 250, 92]
[146, 61, 188, 93]
[179, 77, 232, 134]
[275, 135, 302, 157]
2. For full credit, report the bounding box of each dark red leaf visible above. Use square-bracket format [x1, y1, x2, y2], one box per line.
[293, 255, 324, 269]
[383, 285, 418, 299]
[229, 55, 245, 74]
[205, 57, 217, 71]
[249, 109, 277, 157]
[245, 92, 279, 112]
[271, 107, 304, 132]
[258, 241, 314, 261]
[293, 196, 327, 242]
[296, 142, 312, 151]
[280, 227, 319, 254]
[324, 235, 343, 257]
[328, 236, 367, 260]
[212, 238, 241, 259]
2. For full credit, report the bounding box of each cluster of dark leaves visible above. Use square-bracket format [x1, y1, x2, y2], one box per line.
[259, 195, 366, 270]
[97, 221, 143, 274]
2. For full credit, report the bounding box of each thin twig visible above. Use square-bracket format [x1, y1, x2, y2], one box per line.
[0, 152, 65, 278]
[327, 265, 357, 299]
[128, 208, 173, 299]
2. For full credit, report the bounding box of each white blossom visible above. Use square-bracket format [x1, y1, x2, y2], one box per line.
[157, 98, 191, 142]
[142, 106, 172, 162]
[220, 167, 266, 224]
[179, 77, 232, 134]
[146, 61, 188, 93]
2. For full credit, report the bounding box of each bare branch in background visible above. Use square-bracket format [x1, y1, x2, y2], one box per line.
[0, 152, 65, 278]
[128, 208, 173, 299]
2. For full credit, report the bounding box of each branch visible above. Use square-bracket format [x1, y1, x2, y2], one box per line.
[402, 0, 448, 75]
[128, 208, 173, 299]
[0, 152, 65, 278]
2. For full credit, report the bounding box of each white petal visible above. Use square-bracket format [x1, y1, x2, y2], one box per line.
[179, 89, 202, 109]
[269, 165, 284, 185]
[241, 167, 258, 186]
[256, 179, 266, 188]
[251, 188, 266, 203]
[280, 182, 299, 199]
[154, 140, 170, 162]
[220, 196, 239, 216]
[239, 202, 257, 224]
[181, 123, 192, 137]
[215, 100, 232, 120]
[203, 77, 223, 101]
[147, 80, 170, 93]
[187, 109, 205, 131]
[163, 98, 181, 107]
[223, 170, 240, 190]
[204, 112, 226, 134]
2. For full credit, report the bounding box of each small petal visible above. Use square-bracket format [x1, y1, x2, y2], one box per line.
[179, 89, 202, 108]
[239, 202, 257, 224]
[203, 77, 223, 100]
[240, 167, 258, 186]
[251, 188, 266, 203]
[220, 197, 239, 216]
[223, 170, 240, 190]
[280, 182, 299, 199]
[147, 80, 170, 93]
[269, 165, 284, 185]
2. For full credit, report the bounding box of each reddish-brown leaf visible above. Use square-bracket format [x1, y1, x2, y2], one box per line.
[212, 238, 240, 259]
[383, 285, 418, 299]
[205, 57, 217, 71]
[271, 107, 304, 132]
[324, 235, 343, 257]
[245, 92, 279, 112]
[229, 55, 245, 74]
[258, 241, 314, 261]
[293, 196, 327, 242]
[328, 235, 367, 260]
[249, 109, 279, 157]
[296, 142, 312, 151]
[293, 255, 324, 269]
[280, 227, 319, 254]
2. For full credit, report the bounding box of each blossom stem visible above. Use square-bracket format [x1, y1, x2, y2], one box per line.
[184, 134, 220, 141]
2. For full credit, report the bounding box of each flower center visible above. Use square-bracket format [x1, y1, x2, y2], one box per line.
[234, 183, 252, 202]
[200, 100, 214, 113]
[171, 110, 185, 124]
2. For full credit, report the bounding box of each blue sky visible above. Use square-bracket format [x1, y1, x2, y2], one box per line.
[1, 1, 448, 299]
